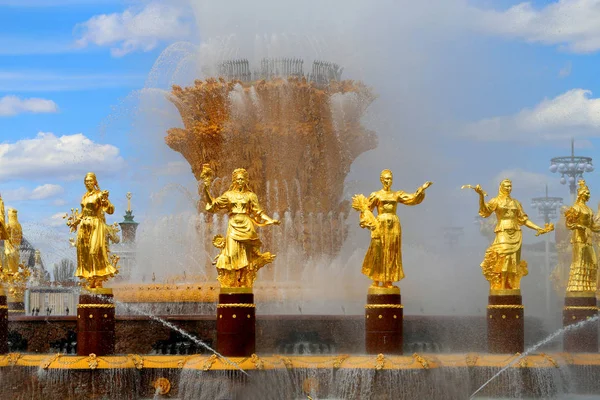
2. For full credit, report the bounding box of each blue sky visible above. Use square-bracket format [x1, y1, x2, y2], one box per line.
[3, 0, 600, 267]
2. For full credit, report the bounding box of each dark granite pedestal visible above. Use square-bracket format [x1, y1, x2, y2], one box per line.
[487, 289, 524, 354]
[77, 288, 115, 356]
[217, 288, 255, 357]
[365, 286, 403, 355]
[0, 287, 7, 354]
[563, 292, 598, 353]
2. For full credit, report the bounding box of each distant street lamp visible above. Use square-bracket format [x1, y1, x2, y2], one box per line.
[531, 185, 563, 315]
[549, 139, 593, 201]
[530, 185, 563, 224]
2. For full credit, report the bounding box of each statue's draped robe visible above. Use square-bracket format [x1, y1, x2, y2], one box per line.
[76, 191, 117, 280]
[207, 190, 264, 271]
[4, 217, 22, 274]
[479, 196, 529, 290]
[565, 203, 600, 292]
[360, 189, 425, 283]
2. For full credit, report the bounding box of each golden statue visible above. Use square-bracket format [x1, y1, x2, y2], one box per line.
[463, 179, 553, 291]
[550, 206, 571, 293]
[352, 169, 432, 288]
[0, 195, 7, 271]
[65, 172, 119, 289]
[0, 204, 30, 300]
[4, 209, 23, 275]
[201, 166, 280, 288]
[564, 180, 600, 294]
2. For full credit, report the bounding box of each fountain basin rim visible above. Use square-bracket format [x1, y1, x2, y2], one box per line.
[1, 353, 593, 371]
[7, 314, 490, 322]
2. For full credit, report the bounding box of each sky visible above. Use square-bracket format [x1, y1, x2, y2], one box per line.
[3, 0, 600, 275]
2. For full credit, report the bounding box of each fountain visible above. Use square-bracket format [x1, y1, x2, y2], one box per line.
[1, 19, 600, 400]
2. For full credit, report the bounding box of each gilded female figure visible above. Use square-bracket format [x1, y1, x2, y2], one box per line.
[353, 169, 432, 288]
[202, 167, 280, 288]
[466, 179, 553, 291]
[0, 196, 7, 270]
[67, 173, 119, 288]
[565, 180, 600, 293]
[4, 209, 22, 274]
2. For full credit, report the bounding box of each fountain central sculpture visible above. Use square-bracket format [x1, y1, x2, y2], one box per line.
[165, 59, 376, 260]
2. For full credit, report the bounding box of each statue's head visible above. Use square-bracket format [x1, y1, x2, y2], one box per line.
[498, 179, 512, 196]
[380, 169, 393, 190]
[84, 172, 99, 191]
[230, 168, 250, 191]
[7, 208, 18, 222]
[577, 179, 590, 202]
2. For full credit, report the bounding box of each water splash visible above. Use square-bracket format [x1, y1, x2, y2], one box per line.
[469, 313, 600, 399]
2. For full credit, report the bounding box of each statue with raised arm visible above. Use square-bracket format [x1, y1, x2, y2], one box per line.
[65, 172, 119, 289]
[200, 165, 280, 288]
[352, 169, 432, 289]
[565, 180, 600, 294]
[463, 179, 553, 291]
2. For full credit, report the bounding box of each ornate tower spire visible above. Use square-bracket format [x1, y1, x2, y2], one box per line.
[119, 192, 139, 244]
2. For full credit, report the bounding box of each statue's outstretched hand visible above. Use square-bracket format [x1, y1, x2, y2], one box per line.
[535, 223, 554, 236]
[461, 184, 487, 197]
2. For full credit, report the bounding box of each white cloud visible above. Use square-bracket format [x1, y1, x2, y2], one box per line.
[45, 212, 69, 227]
[491, 169, 553, 192]
[74, 2, 192, 57]
[1, 184, 64, 202]
[473, 0, 600, 53]
[0, 95, 58, 116]
[0, 132, 126, 180]
[30, 184, 64, 200]
[464, 89, 600, 142]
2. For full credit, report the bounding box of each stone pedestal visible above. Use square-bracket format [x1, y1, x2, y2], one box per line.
[365, 286, 403, 355]
[7, 290, 25, 316]
[0, 287, 7, 354]
[217, 288, 255, 357]
[487, 290, 524, 353]
[563, 292, 598, 353]
[77, 288, 115, 356]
